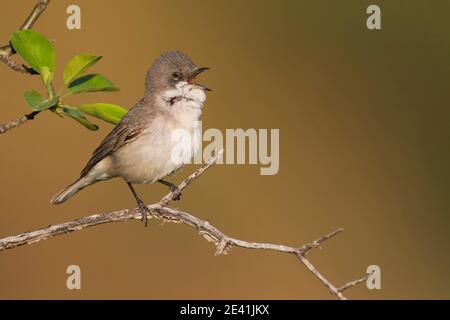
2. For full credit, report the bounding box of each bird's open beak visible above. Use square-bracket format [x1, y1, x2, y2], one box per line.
[192, 67, 210, 76]
[189, 67, 211, 91]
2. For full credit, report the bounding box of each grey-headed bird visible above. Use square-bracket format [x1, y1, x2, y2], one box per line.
[51, 51, 210, 226]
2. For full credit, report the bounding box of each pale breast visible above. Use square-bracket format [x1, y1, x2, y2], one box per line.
[111, 92, 204, 184]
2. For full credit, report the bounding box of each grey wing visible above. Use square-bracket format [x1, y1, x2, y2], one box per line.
[79, 105, 150, 178]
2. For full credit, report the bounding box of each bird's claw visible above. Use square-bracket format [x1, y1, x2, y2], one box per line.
[170, 185, 182, 201]
[137, 201, 150, 227]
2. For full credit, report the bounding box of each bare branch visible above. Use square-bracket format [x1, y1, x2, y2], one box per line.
[20, 0, 52, 30]
[0, 54, 37, 75]
[0, 150, 224, 250]
[0, 111, 40, 135]
[156, 149, 225, 208]
[339, 275, 371, 293]
[296, 253, 347, 300]
[0, 150, 367, 299]
[299, 228, 344, 253]
[0, 115, 28, 134]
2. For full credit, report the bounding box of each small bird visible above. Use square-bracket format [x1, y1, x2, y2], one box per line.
[51, 51, 210, 226]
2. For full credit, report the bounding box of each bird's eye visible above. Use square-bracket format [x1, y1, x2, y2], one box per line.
[171, 72, 181, 80]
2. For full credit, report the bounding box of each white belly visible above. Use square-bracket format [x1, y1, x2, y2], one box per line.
[112, 96, 203, 184]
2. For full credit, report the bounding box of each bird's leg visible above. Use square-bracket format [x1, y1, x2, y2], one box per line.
[158, 179, 181, 201]
[127, 182, 151, 227]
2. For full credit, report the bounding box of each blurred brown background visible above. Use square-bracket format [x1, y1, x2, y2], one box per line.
[0, 0, 449, 299]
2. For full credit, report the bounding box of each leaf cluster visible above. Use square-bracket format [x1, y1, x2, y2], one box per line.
[10, 30, 127, 130]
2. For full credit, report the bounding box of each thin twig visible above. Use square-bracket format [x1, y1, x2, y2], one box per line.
[0, 55, 37, 74]
[296, 253, 347, 300]
[338, 275, 371, 293]
[0, 111, 40, 134]
[0, 150, 367, 299]
[156, 150, 225, 208]
[299, 228, 344, 253]
[20, 0, 51, 30]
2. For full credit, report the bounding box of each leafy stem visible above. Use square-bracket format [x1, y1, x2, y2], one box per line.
[8, 30, 126, 131]
[1, 2, 127, 134]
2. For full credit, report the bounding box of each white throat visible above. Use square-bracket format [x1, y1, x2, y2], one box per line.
[159, 81, 206, 170]
[159, 81, 206, 136]
[162, 81, 206, 112]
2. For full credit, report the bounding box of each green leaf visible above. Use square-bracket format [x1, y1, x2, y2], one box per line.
[10, 30, 55, 74]
[23, 91, 59, 111]
[79, 103, 127, 125]
[61, 106, 99, 131]
[35, 96, 59, 112]
[67, 74, 119, 95]
[24, 90, 44, 108]
[63, 54, 102, 85]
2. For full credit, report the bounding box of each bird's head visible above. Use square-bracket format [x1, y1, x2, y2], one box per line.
[145, 51, 210, 104]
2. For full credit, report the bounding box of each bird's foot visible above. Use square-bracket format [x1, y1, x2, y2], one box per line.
[158, 180, 182, 201]
[169, 185, 182, 201]
[137, 201, 151, 227]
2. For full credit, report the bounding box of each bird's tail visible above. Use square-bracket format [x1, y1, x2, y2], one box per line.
[50, 176, 92, 205]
